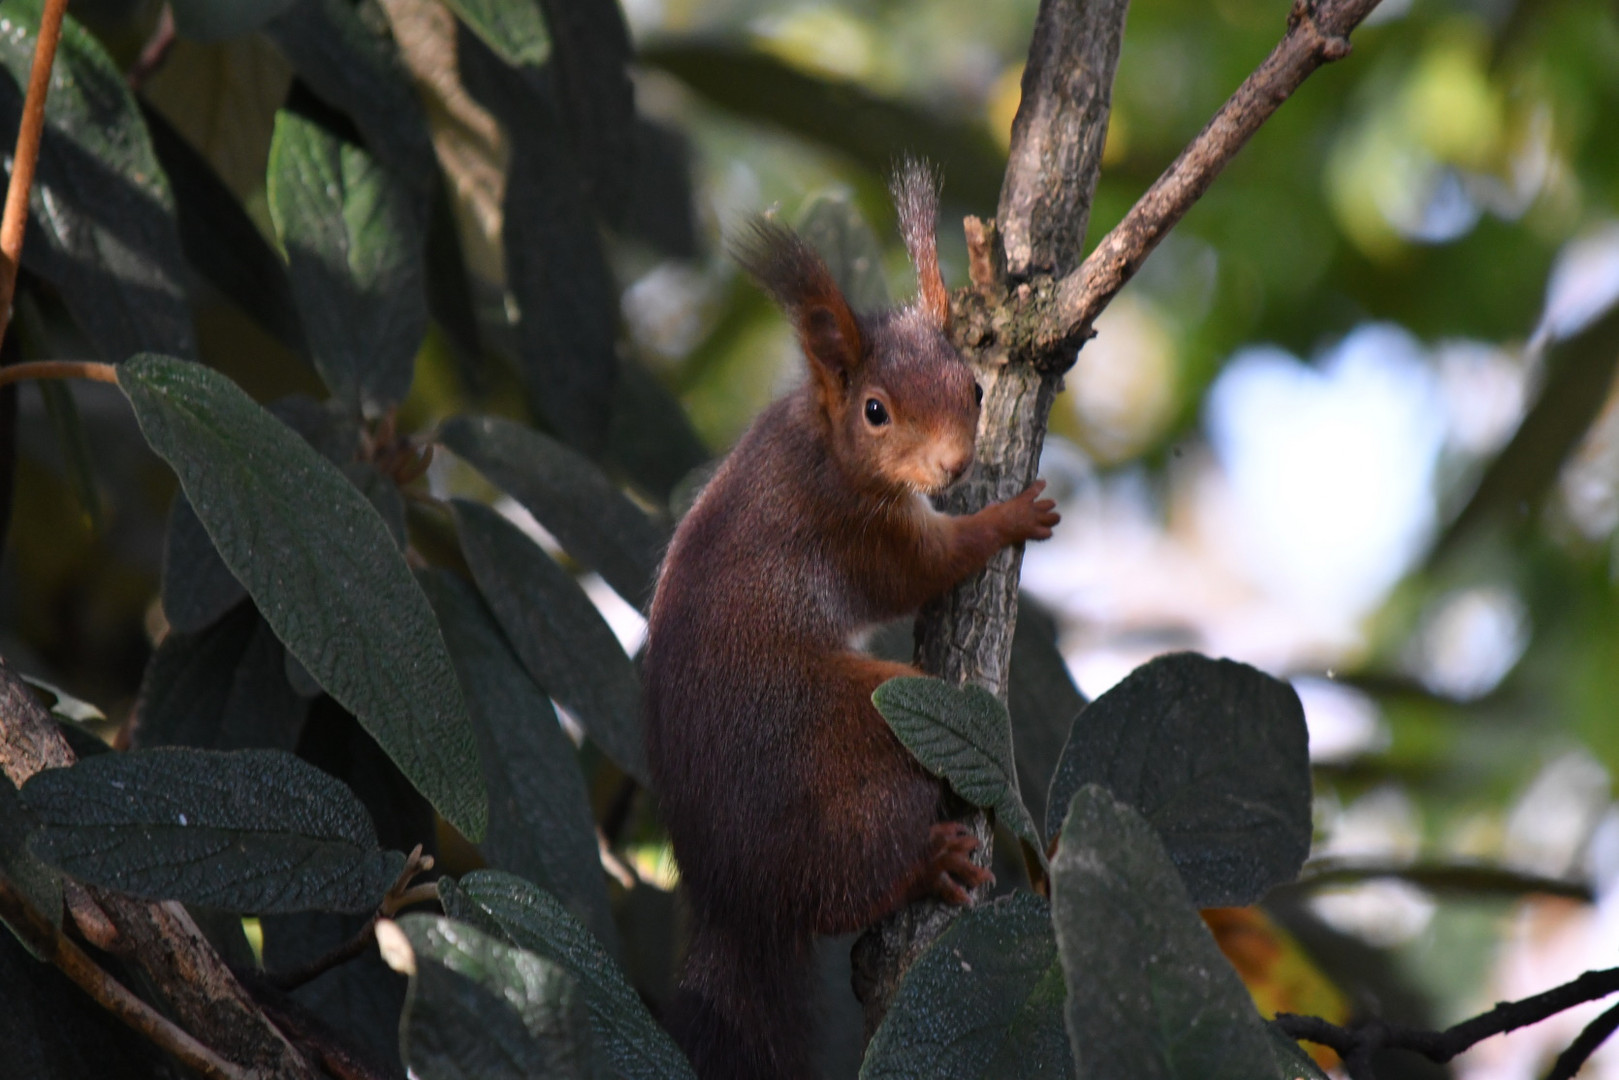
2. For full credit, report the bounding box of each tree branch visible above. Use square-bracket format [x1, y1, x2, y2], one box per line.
[0, 662, 318, 1079]
[0, 877, 250, 1080]
[860, 0, 1390, 1040]
[1045, 0, 1384, 354]
[853, 0, 1132, 1037]
[1276, 967, 1619, 1080]
[0, 0, 68, 341]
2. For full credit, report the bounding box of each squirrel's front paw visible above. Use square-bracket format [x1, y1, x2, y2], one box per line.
[997, 479, 1060, 542]
[920, 821, 994, 906]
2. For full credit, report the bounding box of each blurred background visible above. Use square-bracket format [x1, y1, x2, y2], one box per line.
[6, 0, 1619, 1075]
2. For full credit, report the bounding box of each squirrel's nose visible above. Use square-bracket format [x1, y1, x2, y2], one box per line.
[939, 451, 972, 484]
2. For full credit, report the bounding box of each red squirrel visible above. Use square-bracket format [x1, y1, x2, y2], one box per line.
[642, 162, 1060, 1079]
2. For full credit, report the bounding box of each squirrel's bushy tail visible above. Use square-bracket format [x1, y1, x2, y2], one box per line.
[671, 915, 817, 1080]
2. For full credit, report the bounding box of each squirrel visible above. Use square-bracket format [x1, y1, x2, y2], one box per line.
[641, 161, 1060, 1080]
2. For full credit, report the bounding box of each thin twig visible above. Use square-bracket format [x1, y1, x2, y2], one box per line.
[126, 4, 177, 91]
[0, 359, 118, 391]
[0, 878, 249, 1080]
[1545, 999, 1619, 1080]
[1276, 967, 1619, 1078]
[0, 0, 70, 340]
[1042, 0, 1384, 355]
[267, 845, 436, 991]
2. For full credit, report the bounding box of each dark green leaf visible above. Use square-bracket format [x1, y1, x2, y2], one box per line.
[605, 357, 711, 509]
[345, 462, 408, 548]
[459, 30, 618, 457]
[862, 892, 1071, 1080]
[623, 118, 698, 259]
[266, 0, 437, 197]
[1046, 652, 1310, 907]
[118, 354, 487, 840]
[162, 494, 247, 634]
[142, 100, 308, 357]
[0, 930, 169, 1079]
[1433, 302, 1619, 561]
[0, 0, 194, 360]
[38, 380, 102, 533]
[1268, 1027, 1330, 1080]
[1052, 785, 1275, 1080]
[442, 415, 667, 608]
[535, 0, 636, 220]
[440, 870, 695, 1080]
[1008, 597, 1086, 840]
[172, 0, 297, 39]
[135, 603, 306, 752]
[22, 748, 405, 913]
[269, 110, 426, 413]
[0, 775, 61, 954]
[798, 191, 889, 311]
[423, 570, 614, 946]
[425, 179, 485, 382]
[261, 910, 407, 1069]
[643, 43, 1007, 211]
[391, 913, 600, 1080]
[873, 677, 1047, 873]
[445, 0, 550, 67]
[452, 499, 646, 784]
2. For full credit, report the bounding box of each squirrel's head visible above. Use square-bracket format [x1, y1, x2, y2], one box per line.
[734, 160, 980, 496]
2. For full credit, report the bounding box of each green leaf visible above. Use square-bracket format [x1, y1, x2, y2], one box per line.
[1268, 1027, 1330, 1080]
[798, 191, 889, 311]
[266, 0, 437, 196]
[135, 603, 306, 752]
[452, 499, 647, 784]
[171, 0, 297, 39]
[22, 748, 406, 913]
[0, 0, 194, 360]
[459, 32, 618, 457]
[440, 871, 695, 1080]
[1046, 652, 1310, 908]
[390, 913, 600, 1080]
[269, 110, 426, 414]
[605, 357, 711, 509]
[1432, 302, 1619, 562]
[872, 677, 1047, 874]
[1052, 785, 1276, 1080]
[261, 910, 407, 1069]
[142, 100, 308, 358]
[862, 892, 1072, 1080]
[118, 354, 487, 840]
[38, 379, 103, 533]
[534, 0, 636, 220]
[162, 494, 247, 634]
[0, 774, 62, 955]
[0, 930, 169, 1077]
[345, 462, 409, 549]
[643, 43, 1007, 212]
[422, 570, 614, 947]
[445, 0, 550, 67]
[1008, 597, 1087, 839]
[442, 415, 668, 608]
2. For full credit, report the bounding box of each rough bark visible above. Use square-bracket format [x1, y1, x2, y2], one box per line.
[0, 662, 317, 1079]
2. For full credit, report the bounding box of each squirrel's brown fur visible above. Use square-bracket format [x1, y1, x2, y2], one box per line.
[643, 161, 1059, 1080]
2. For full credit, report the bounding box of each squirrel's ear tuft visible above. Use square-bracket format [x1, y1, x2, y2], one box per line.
[732, 218, 863, 384]
[890, 158, 950, 332]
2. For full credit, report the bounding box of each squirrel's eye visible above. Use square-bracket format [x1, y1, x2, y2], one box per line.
[973, 382, 984, 406]
[864, 398, 890, 427]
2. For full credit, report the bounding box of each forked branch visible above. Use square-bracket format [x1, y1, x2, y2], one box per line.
[1043, 0, 1385, 354]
